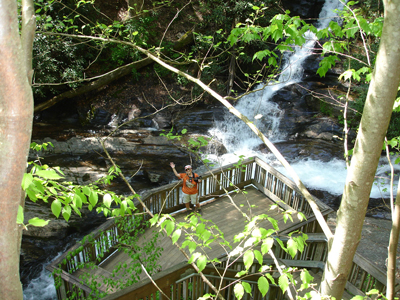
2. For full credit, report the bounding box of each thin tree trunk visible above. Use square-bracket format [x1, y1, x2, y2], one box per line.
[387, 177, 400, 300]
[0, 0, 35, 299]
[320, 1, 400, 298]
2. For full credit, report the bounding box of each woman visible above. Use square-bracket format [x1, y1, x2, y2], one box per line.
[170, 162, 201, 214]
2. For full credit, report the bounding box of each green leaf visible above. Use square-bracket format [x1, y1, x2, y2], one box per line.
[254, 250, 263, 265]
[171, 229, 181, 244]
[267, 217, 279, 231]
[21, 173, 33, 190]
[36, 169, 63, 180]
[17, 205, 24, 224]
[268, 56, 277, 66]
[236, 270, 248, 277]
[188, 252, 201, 264]
[260, 228, 275, 238]
[196, 255, 207, 272]
[188, 241, 197, 254]
[234, 283, 244, 300]
[258, 276, 270, 297]
[261, 238, 274, 255]
[196, 223, 206, 235]
[266, 273, 276, 285]
[103, 193, 112, 208]
[297, 212, 306, 222]
[82, 186, 91, 195]
[33, 180, 45, 194]
[165, 220, 175, 236]
[278, 273, 289, 293]
[300, 269, 314, 290]
[201, 230, 212, 242]
[28, 217, 50, 227]
[243, 250, 254, 270]
[317, 55, 339, 78]
[73, 193, 82, 209]
[89, 191, 98, 207]
[26, 189, 38, 202]
[253, 50, 270, 61]
[51, 200, 62, 218]
[351, 295, 365, 300]
[62, 205, 71, 222]
[275, 238, 286, 251]
[287, 238, 298, 258]
[242, 281, 252, 295]
[150, 215, 159, 226]
[366, 289, 380, 295]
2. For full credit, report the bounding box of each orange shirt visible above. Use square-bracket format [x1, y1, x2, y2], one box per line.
[179, 173, 199, 195]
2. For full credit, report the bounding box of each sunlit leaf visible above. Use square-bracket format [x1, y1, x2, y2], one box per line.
[62, 205, 71, 222]
[51, 199, 62, 218]
[172, 229, 181, 244]
[300, 269, 314, 290]
[234, 283, 244, 300]
[261, 237, 274, 255]
[17, 206, 24, 224]
[28, 217, 50, 227]
[258, 276, 270, 297]
[36, 170, 63, 180]
[89, 191, 98, 207]
[243, 250, 254, 270]
[21, 173, 33, 190]
[242, 281, 252, 294]
[196, 255, 207, 272]
[287, 238, 297, 258]
[165, 220, 174, 236]
[278, 273, 289, 293]
[103, 193, 112, 208]
[254, 250, 263, 265]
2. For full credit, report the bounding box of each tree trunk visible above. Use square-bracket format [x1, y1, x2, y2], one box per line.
[387, 178, 400, 300]
[320, 1, 400, 298]
[0, 0, 35, 299]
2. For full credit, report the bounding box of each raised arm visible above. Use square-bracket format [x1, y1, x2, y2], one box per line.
[170, 162, 181, 179]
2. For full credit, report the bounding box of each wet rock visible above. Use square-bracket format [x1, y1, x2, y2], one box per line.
[172, 105, 226, 135]
[144, 170, 164, 183]
[152, 110, 173, 129]
[203, 138, 228, 156]
[257, 139, 343, 162]
[281, 0, 325, 20]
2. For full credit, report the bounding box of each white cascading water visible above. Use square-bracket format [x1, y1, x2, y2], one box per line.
[208, 0, 399, 198]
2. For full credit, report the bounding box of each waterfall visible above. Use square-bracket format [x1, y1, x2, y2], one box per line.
[209, 0, 344, 162]
[207, 0, 399, 199]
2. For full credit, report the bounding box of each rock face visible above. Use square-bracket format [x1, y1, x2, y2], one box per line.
[281, 0, 325, 20]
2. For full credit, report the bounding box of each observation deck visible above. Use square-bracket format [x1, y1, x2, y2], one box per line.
[47, 157, 393, 300]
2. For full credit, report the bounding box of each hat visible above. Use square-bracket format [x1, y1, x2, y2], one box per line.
[185, 165, 192, 170]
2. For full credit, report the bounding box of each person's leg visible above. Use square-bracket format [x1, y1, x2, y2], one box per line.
[191, 194, 201, 212]
[182, 193, 191, 212]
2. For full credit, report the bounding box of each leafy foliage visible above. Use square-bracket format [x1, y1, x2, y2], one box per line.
[20, 142, 138, 228]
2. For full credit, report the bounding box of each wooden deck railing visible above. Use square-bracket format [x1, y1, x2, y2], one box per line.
[47, 156, 390, 300]
[99, 232, 392, 300]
